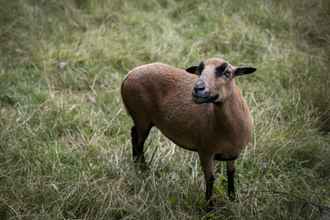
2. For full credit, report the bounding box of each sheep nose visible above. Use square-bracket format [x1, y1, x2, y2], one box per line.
[194, 79, 205, 92]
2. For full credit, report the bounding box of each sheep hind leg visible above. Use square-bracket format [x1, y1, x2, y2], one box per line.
[131, 124, 152, 169]
[227, 160, 236, 201]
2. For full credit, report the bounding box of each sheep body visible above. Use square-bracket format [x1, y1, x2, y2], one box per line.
[121, 59, 255, 208]
[121, 63, 252, 159]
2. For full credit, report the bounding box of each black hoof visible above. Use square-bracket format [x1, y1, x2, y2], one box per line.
[228, 193, 237, 201]
[205, 200, 215, 212]
[134, 157, 149, 171]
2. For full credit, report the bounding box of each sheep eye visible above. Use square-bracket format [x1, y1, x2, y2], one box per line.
[223, 70, 230, 79]
[215, 63, 228, 77]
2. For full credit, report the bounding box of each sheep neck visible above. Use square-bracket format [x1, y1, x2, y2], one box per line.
[212, 87, 244, 139]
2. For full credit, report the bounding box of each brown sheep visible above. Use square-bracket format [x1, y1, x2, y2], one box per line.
[121, 58, 256, 208]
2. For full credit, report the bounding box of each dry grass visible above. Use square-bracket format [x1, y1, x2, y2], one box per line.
[0, 0, 329, 219]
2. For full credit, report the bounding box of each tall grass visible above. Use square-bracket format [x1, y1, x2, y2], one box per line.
[0, 0, 329, 219]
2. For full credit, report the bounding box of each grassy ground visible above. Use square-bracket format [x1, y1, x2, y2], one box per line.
[0, 0, 329, 219]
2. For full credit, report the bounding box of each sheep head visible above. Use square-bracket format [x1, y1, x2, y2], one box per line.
[186, 58, 256, 104]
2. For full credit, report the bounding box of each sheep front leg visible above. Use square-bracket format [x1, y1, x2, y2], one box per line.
[199, 152, 215, 210]
[227, 160, 236, 200]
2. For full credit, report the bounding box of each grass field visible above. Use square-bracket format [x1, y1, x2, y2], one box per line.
[0, 0, 329, 219]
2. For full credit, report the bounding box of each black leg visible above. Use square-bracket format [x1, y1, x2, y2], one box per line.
[131, 125, 151, 168]
[227, 160, 236, 201]
[199, 152, 215, 211]
[131, 126, 141, 161]
[206, 174, 215, 209]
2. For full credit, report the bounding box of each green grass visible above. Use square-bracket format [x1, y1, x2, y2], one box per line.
[0, 0, 330, 219]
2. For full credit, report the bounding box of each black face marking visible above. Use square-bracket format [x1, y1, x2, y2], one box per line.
[215, 62, 229, 77]
[197, 62, 204, 75]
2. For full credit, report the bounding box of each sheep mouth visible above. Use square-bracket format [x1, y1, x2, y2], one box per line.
[192, 93, 219, 104]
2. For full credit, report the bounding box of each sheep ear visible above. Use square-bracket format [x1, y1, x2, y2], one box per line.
[234, 66, 256, 76]
[185, 66, 199, 74]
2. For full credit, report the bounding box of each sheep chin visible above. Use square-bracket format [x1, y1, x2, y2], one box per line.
[192, 94, 219, 104]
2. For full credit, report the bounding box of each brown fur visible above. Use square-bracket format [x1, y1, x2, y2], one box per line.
[121, 58, 254, 208]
